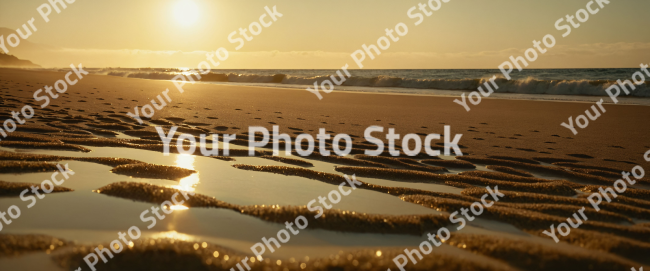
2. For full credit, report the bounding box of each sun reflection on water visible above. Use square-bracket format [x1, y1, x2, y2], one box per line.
[150, 231, 195, 242]
[170, 154, 199, 205]
[169, 205, 189, 211]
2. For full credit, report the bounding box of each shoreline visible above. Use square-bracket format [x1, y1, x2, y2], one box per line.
[1, 68, 649, 169]
[1, 68, 650, 270]
[196, 80, 650, 106]
[5, 67, 649, 106]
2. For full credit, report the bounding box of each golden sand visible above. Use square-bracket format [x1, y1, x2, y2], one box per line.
[0, 151, 146, 167]
[110, 164, 196, 180]
[486, 155, 540, 164]
[1, 69, 650, 270]
[457, 156, 614, 185]
[0, 141, 91, 152]
[485, 165, 534, 177]
[401, 194, 650, 241]
[496, 202, 632, 223]
[0, 180, 73, 196]
[0, 234, 70, 257]
[580, 185, 650, 201]
[0, 161, 60, 173]
[291, 152, 388, 168]
[51, 236, 513, 271]
[231, 164, 479, 201]
[553, 162, 623, 174]
[353, 154, 447, 173]
[462, 188, 650, 220]
[334, 166, 576, 196]
[420, 158, 476, 169]
[576, 194, 650, 210]
[260, 155, 314, 167]
[95, 182, 450, 235]
[448, 233, 640, 271]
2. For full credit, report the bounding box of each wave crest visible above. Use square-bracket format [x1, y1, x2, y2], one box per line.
[104, 71, 650, 97]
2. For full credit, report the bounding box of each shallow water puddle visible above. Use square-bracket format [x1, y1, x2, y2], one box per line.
[0, 145, 443, 255]
[5, 141, 637, 268]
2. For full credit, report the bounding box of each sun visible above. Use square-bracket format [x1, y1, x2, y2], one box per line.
[173, 0, 200, 26]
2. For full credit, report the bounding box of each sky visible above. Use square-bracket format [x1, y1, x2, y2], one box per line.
[0, 0, 648, 68]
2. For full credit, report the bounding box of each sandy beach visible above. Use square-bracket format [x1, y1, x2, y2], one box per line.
[2, 0, 650, 269]
[0, 68, 649, 270]
[2, 68, 648, 168]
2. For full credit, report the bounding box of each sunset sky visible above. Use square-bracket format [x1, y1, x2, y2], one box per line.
[0, 0, 648, 68]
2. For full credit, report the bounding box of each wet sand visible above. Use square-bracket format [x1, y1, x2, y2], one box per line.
[0, 68, 649, 270]
[1, 68, 648, 168]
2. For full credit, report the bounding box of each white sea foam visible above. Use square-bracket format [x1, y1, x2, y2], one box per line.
[79, 68, 650, 101]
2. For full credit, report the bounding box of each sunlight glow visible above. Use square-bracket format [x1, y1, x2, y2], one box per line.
[175, 153, 195, 169]
[173, 0, 200, 26]
[172, 154, 200, 192]
[151, 231, 195, 241]
[169, 205, 190, 210]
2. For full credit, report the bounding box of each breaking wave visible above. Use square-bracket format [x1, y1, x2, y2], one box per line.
[100, 70, 650, 98]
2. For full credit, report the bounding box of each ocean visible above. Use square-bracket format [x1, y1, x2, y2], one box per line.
[61, 68, 650, 105]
